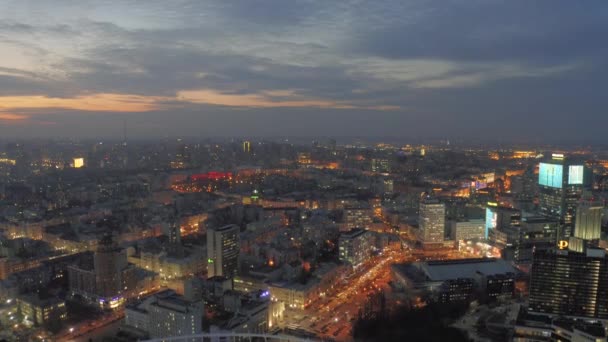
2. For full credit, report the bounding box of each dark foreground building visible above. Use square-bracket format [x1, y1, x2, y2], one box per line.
[529, 248, 608, 319]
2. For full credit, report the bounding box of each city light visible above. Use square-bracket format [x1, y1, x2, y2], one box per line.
[0, 2, 603, 339]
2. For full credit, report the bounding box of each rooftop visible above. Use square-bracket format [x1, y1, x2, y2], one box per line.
[418, 258, 516, 281]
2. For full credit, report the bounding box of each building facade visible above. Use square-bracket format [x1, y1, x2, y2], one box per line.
[529, 248, 608, 319]
[419, 196, 446, 244]
[207, 224, 240, 278]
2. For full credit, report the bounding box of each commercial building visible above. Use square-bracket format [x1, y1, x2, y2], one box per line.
[94, 234, 128, 300]
[449, 219, 485, 241]
[17, 294, 67, 328]
[569, 196, 604, 253]
[485, 203, 521, 243]
[207, 224, 240, 278]
[338, 228, 373, 268]
[529, 248, 608, 319]
[514, 310, 607, 342]
[370, 158, 390, 173]
[391, 258, 516, 301]
[125, 290, 204, 339]
[419, 196, 446, 245]
[501, 216, 560, 267]
[343, 207, 373, 231]
[537, 154, 591, 238]
[68, 235, 138, 309]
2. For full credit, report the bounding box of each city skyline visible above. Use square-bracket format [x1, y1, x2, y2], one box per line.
[1, 1, 608, 141]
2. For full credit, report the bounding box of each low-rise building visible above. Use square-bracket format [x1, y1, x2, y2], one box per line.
[17, 294, 67, 328]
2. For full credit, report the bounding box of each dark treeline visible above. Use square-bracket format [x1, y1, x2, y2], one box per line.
[353, 302, 470, 342]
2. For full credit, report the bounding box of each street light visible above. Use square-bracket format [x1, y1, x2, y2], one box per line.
[69, 327, 74, 333]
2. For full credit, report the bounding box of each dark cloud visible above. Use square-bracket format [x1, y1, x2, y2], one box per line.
[0, 0, 607, 142]
[348, 1, 608, 64]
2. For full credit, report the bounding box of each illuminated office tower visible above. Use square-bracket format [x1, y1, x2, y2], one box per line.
[569, 196, 604, 252]
[529, 248, 608, 319]
[538, 153, 591, 238]
[243, 141, 252, 153]
[419, 196, 446, 245]
[207, 224, 240, 278]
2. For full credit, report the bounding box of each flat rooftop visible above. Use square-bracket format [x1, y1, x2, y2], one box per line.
[417, 258, 516, 281]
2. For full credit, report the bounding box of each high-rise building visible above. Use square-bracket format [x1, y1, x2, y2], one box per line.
[449, 219, 485, 241]
[486, 203, 521, 242]
[94, 234, 128, 301]
[569, 196, 604, 252]
[338, 228, 373, 268]
[207, 224, 240, 278]
[419, 196, 446, 244]
[574, 197, 603, 241]
[537, 153, 591, 238]
[243, 141, 251, 153]
[529, 248, 608, 319]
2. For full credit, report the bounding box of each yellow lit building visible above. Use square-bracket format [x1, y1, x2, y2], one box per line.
[73, 157, 84, 168]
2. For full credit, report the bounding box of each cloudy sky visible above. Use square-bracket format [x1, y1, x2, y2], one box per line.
[1, 1, 607, 141]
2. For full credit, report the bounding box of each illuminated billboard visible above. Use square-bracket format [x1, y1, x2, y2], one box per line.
[568, 165, 584, 185]
[485, 207, 497, 239]
[539, 163, 563, 188]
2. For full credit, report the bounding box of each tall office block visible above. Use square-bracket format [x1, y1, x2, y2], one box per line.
[207, 224, 240, 278]
[568, 196, 604, 252]
[574, 197, 603, 241]
[529, 248, 608, 319]
[94, 234, 128, 299]
[419, 196, 445, 244]
[538, 153, 591, 238]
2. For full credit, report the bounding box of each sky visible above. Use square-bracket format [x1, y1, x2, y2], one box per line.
[0, 0, 607, 142]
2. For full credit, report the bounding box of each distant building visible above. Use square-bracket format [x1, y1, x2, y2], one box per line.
[338, 228, 373, 268]
[207, 224, 240, 278]
[243, 141, 251, 154]
[371, 158, 390, 173]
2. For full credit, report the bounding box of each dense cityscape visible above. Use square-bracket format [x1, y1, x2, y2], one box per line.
[0, 139, 606, 341]
[2, 1, 608, 341]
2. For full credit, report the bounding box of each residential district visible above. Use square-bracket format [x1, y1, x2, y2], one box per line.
[0, 138, 607, 341]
